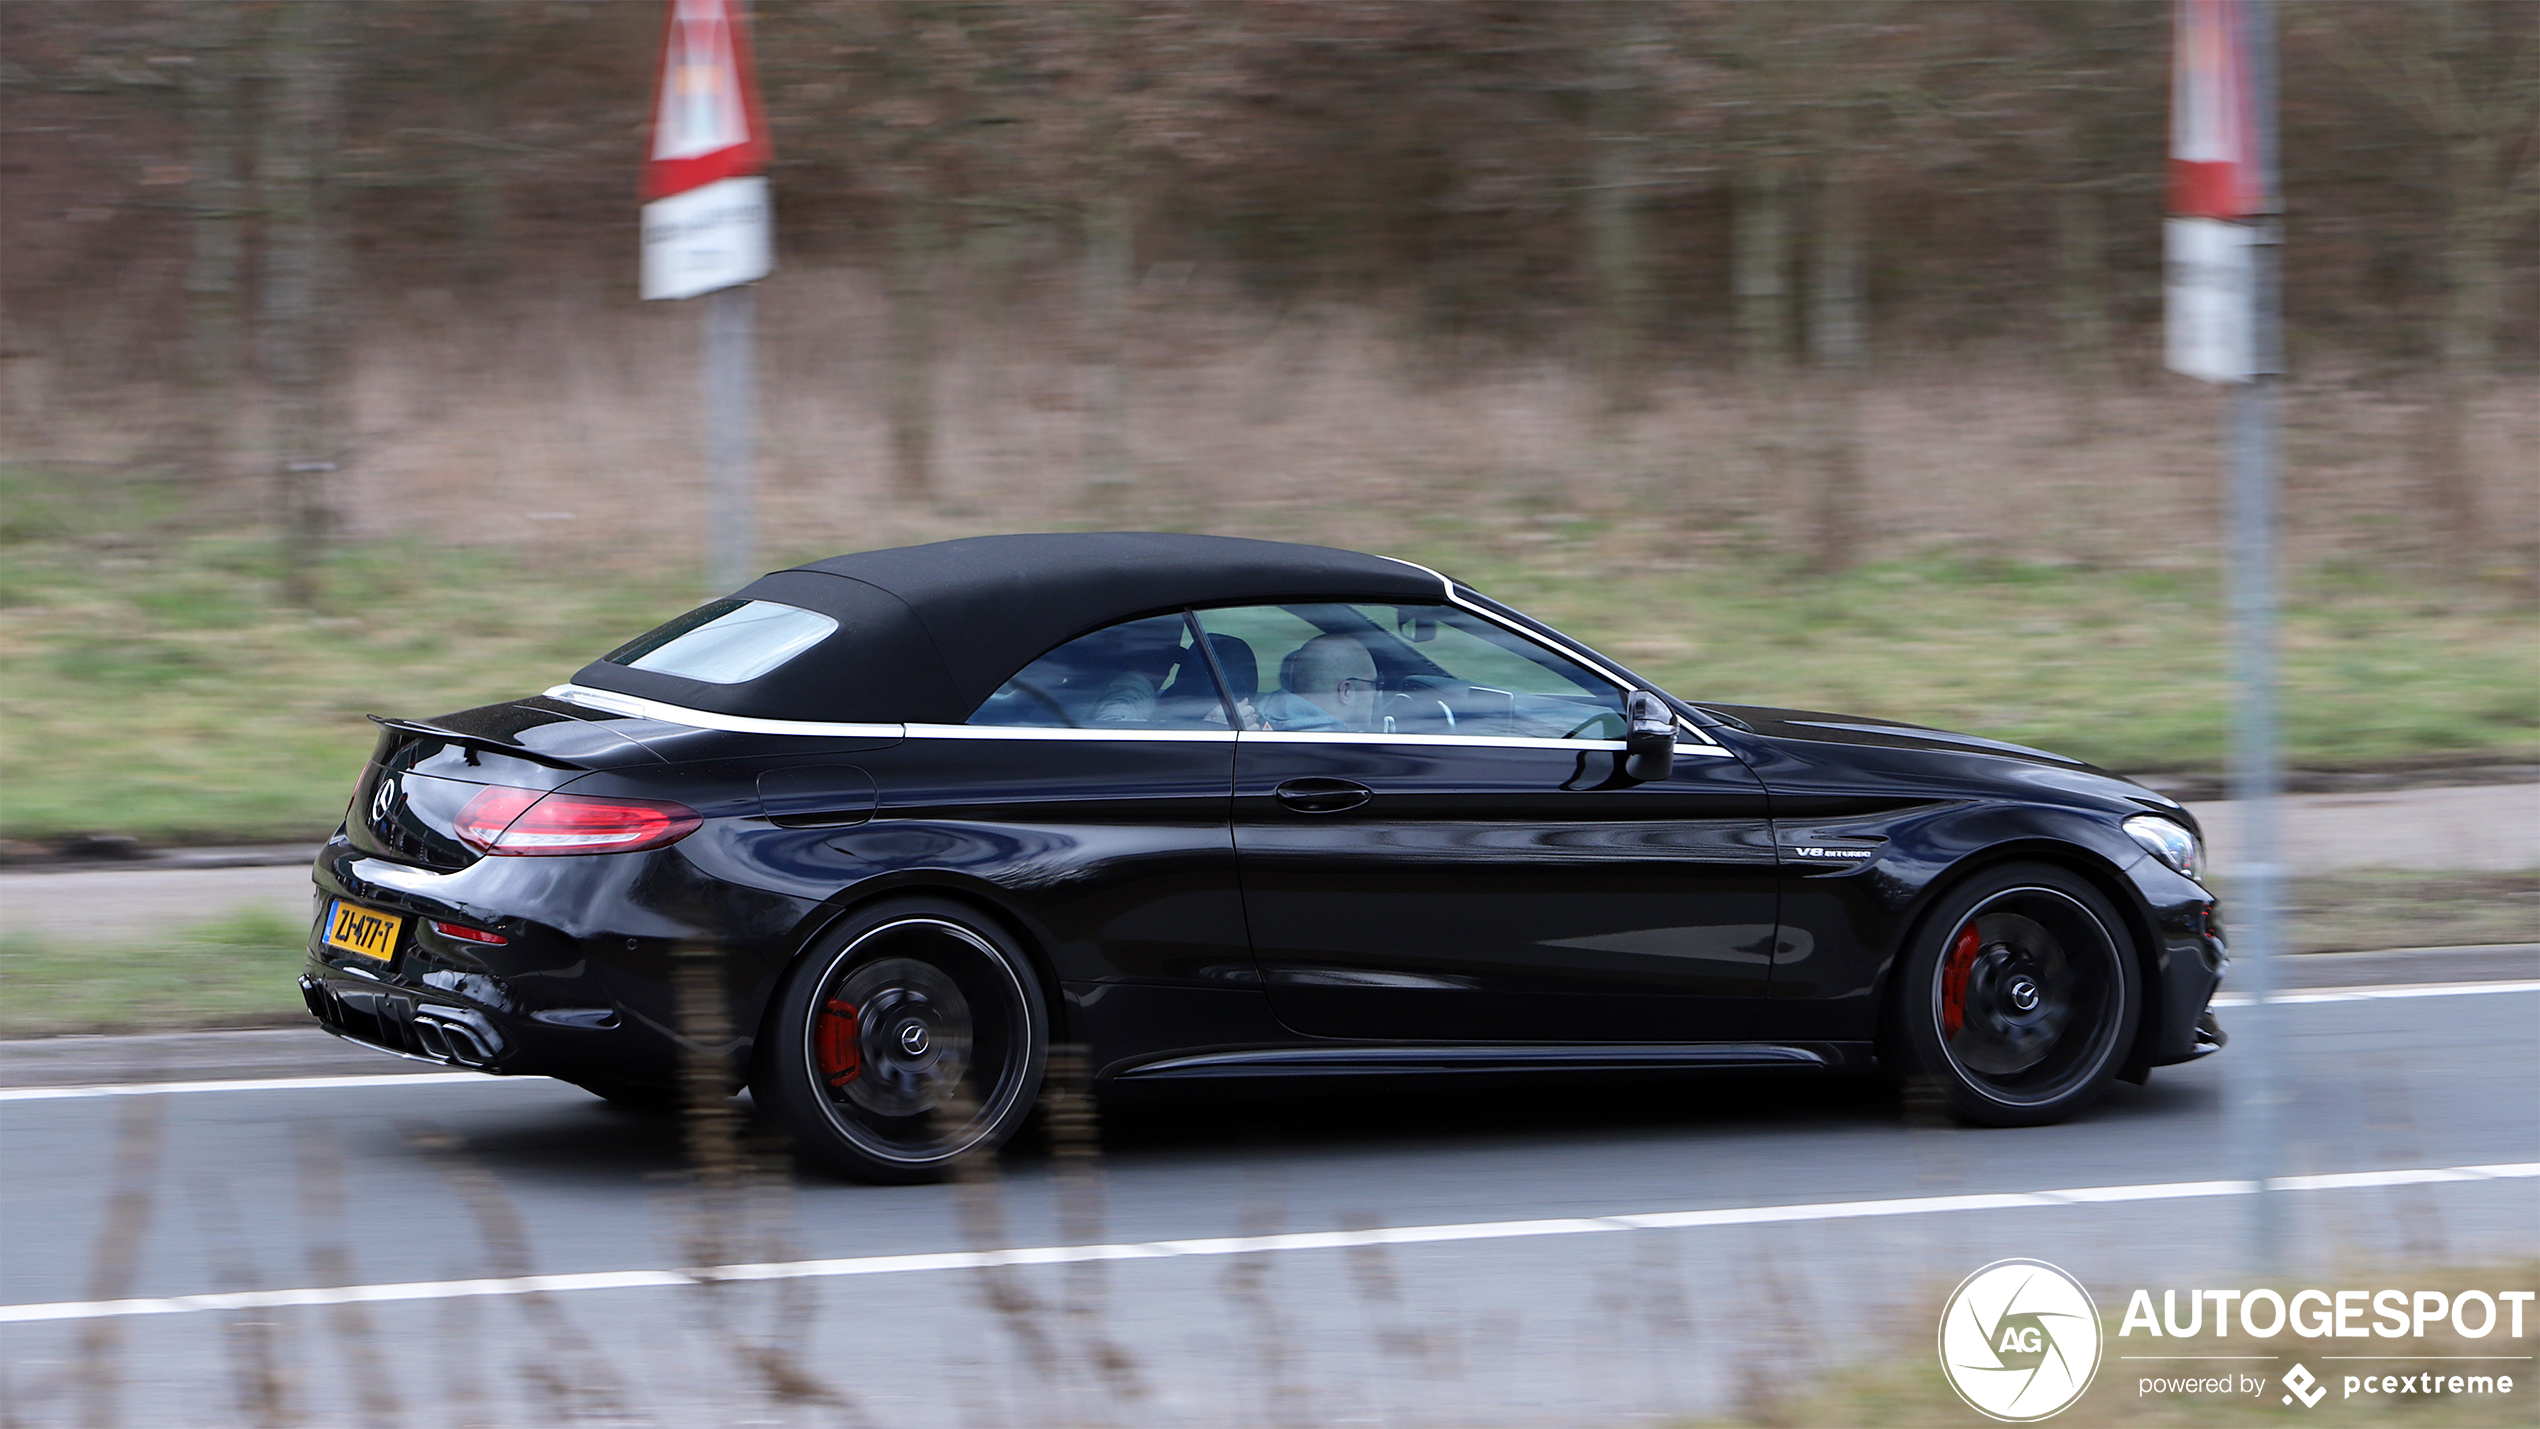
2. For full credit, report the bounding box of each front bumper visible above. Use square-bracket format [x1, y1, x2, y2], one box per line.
[2133, 865, 2229, 1071]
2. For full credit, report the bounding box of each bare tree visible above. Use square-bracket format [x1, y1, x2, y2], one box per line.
[259, 0, 347, 606]
[1795, 2, 1906, 573]
[2010, 0, 2167, 434]
[2308, 1, 2540, 556]
[1808, 94, 1870, 574]
[180, 0, 252, 471]
[780, 1, 999, 505]
[444, 0, 510, 289]
[1585, 0, 1657, 421]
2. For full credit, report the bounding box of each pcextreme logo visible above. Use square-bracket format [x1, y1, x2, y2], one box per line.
[1938, 1259, 2104, 1422]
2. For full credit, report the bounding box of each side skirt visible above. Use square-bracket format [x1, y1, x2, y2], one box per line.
[1109, 1041, 1875, 1083]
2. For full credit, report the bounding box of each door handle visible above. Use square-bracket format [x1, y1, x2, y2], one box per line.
[1272, 778, 1372, 814]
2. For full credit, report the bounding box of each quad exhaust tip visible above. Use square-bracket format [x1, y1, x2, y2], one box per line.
[303, 975, 506, 1069]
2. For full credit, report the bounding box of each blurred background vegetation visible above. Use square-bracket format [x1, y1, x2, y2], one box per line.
[1, 0, 2534, 846]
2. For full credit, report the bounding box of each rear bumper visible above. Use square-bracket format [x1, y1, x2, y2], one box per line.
[300, 973, 513, 1070]
[301, 829, 818, 1092]
[302, 833, 680, 1087]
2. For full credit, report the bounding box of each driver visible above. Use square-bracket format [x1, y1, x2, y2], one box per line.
[1255, 633, 1380, 732]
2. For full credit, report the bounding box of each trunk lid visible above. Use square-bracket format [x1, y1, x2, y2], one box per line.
[346, 697, 662, 870]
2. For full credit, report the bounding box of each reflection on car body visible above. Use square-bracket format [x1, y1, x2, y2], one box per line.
[303, 532, 2227, 1182]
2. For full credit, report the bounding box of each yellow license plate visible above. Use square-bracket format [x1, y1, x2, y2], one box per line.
[324, 900, 403, 962]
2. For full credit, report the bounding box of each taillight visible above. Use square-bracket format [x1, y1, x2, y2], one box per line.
[452, 786, 701, 857]
[431, 920, 509, 946]
[452, 787, 543, 849]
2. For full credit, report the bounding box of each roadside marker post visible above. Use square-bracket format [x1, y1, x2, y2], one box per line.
[640, 0, 773, 597]
[2166, 0, 2284, 1274]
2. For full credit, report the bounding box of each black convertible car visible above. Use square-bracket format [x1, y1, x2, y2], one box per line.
[306, 533, 2225, 1181]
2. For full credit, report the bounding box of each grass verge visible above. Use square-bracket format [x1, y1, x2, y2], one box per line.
[2, 491, 2533, 843]
[0, 906, 310, 1037]
[2265, 867, 2540, 954]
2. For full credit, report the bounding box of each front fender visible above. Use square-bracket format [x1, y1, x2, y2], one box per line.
[1766, 800, 2222, 1071]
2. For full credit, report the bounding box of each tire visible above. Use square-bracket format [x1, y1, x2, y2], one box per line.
[753, 897, 1048, 1183]
[1889, 862, 2141, 1127]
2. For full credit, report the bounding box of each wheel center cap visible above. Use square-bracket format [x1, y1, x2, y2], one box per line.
[896, 1020, 931, 1056]
[2006, 976, 2041, 1013]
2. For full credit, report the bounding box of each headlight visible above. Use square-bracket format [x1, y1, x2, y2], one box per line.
[2123, 814, 2201, 880]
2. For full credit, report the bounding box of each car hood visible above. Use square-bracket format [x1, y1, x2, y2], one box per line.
[1695, 702, 2193, 826]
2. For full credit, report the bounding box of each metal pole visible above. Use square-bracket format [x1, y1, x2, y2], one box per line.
[703, 282, 757, 597]
[2229, 354, 2283, 1273]
[2231, 0, 2285, 1275]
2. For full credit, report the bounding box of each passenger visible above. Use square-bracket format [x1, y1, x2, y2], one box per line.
[1084, 627, 1181, 724]
[1255, 633, 1380, 732]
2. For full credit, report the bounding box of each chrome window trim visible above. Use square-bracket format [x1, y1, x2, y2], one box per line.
[1244, 729, 1626, 752]
[1237, 729, 1735, 757]
[903, 726, 1731, 756]
[907, 723, 1239, 744]
[543, 684, 905, 739]
[539, 684, 1729, 756]
[1365, 563, 1725, 752]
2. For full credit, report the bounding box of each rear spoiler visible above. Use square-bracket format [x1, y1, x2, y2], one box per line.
[367, 715, 591, 771]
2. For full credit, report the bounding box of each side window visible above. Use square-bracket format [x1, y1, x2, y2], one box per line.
[968, 613, 1230, 730]
[1194, 602, 1626, 739]
[603, 599, 839, 684]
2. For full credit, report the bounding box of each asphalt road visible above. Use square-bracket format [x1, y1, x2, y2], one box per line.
[4, 972, 2534, 1427]
[4, 780, 2533, 946]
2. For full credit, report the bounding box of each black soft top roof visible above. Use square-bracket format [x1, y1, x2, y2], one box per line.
[568, 532, 1449, 724]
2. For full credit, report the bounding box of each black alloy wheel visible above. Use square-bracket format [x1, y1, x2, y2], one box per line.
[1891, 863, 2141, 1127]
[755, 898, 1047, 1183]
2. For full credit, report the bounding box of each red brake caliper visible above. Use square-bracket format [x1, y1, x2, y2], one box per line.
[1939, 922, 1982, 1039]
[815, 998, 861, 1086]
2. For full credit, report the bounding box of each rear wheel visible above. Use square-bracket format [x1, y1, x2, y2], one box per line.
[1891, 863, 2140, 1127]
[754, 898, 1047, 1183]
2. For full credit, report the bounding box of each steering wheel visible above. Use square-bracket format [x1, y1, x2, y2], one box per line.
[1380, 691, 1453, 734]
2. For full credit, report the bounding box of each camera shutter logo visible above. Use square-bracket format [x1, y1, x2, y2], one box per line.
[1939, 1259, 2104, 1421]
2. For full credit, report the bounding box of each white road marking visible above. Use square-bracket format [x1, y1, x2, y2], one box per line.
[2211, 979, 2540, 1007]
[4, 1160, 2533, 1327]
[0, 980, 2530, 1103]
[0, 1071, 526, 1103]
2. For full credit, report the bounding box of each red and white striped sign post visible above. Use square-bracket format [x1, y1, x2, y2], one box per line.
[640, 0, 773, 595]
[2166, 0, 2269, 382]
[2169, 0, 2285, 1275]
[641, 0, 772, 301]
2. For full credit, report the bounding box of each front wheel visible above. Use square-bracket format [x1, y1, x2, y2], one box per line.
[754, 898, 1048, 1183]
[1890, 863, 2140, 1127]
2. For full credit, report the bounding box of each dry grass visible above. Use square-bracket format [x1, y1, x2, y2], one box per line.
[6, 268, 2535, 572]
[5, 276, 2532, 845]
[1718, 1259, 2540, 1429]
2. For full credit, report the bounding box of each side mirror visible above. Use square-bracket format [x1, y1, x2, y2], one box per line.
[1624, 690, 1675, 783]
